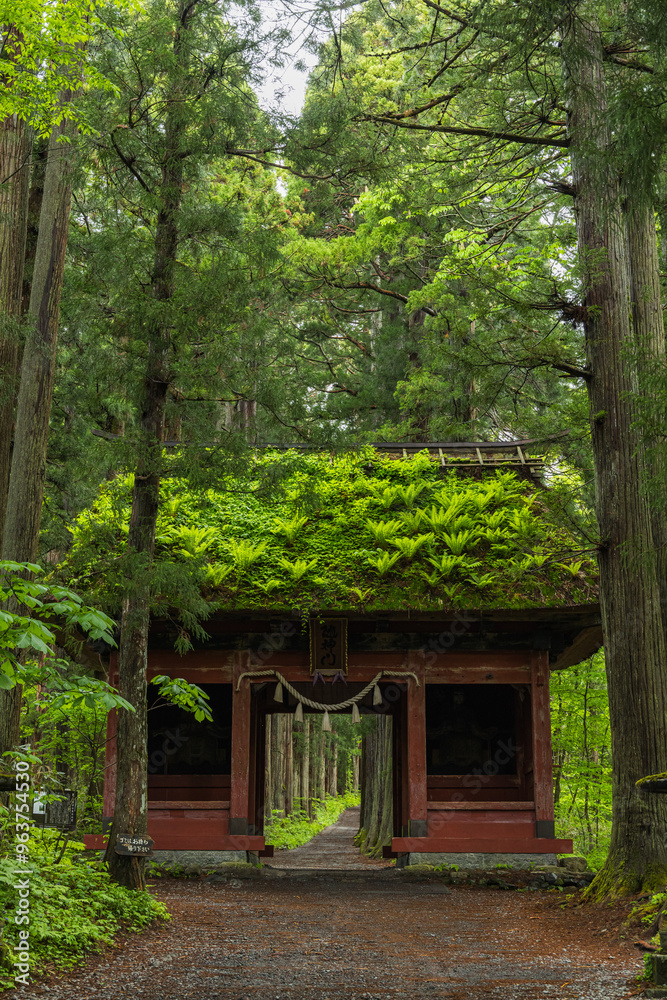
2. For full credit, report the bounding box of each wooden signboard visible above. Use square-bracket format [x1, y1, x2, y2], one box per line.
[46, 791, 77, 830]
[310, 617, 348, 676]
[114, 834, 154, 857]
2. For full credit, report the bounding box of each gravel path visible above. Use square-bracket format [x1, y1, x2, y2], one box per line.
[271, 807, 391, 870]
[6, 811, 643, 999]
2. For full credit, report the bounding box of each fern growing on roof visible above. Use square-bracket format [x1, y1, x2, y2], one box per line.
[63, 448, 598, 615]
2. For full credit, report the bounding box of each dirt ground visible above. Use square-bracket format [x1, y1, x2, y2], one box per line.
[8, 809, 646, 1000]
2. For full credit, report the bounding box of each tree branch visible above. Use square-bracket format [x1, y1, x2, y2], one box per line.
[550, 360, 591, 381]
[604, 53, 654, 73]
[361, 116, 570, 148]
[326, 280, 437, 316]
[420, 0, 469, 27]
[109, 132, 153, 192]
[226, 148, 336, 181]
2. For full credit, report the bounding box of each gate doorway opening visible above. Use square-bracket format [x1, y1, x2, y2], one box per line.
[253, 681, 407, 868]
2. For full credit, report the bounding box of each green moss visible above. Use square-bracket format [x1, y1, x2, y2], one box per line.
[636, 773, 667, 786]
[63, 448, 598, 616]
[584, 854, 667, 903]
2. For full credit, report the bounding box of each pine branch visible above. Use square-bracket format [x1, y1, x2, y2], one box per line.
[362, 117, 570, 148]
[109, 132, 154, 193]
[549, 180, 576, 197]
[363, 25, 462, 58]
[226, 148, 336, 181]
[370, 87, 464, 120]
[326, 280, 437, 316]
[550, 360, 591, 381]
[604, 53, 654, 73]
[420, 0, 470, 27]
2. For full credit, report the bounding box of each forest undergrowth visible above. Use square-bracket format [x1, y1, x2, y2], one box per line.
[0, 830, 167, 988]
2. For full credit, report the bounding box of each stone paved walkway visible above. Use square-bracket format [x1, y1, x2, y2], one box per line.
[270, 806, 391, 870]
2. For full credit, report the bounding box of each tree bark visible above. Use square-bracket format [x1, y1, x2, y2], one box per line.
[300, 715, 310, 814]
[0, 26, 31, 543]
[0, 115, 76, 759]
[2, 120, 76, 565]
[626, 198, 667, 623]
[106, 8, 189, 886]
[308, 717, 318, 816]
[20, 136, 48, 318]
[284, 715, 293, 816]
[563, 10, 667, 898]
[356, 716, 392, 855]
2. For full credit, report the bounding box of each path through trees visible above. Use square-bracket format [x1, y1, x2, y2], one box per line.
[4, 809, 641, 1000]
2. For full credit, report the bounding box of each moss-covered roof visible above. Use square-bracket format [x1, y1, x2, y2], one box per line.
[65, 449, 598, 616]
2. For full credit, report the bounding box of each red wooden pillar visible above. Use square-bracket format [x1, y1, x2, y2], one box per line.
[230, 654, 252, 836]
[531, 650, 555, 838]
[103, 652, 119, 833]
[406, 656, 428, 838]
[103, 708, 117, 833]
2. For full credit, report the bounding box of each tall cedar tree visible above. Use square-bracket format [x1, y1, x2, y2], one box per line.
[307, 0, 667, 897]
[0, 0, 124, 759]
[82, 0, 280, 888]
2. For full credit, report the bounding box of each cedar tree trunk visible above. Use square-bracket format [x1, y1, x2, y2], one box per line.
[563, 10, 667, 898]
[0, 26, 30, 541]
[0, 116, 76, 757]
[356, 715, 392, 857]
[105, 8, 189, 887]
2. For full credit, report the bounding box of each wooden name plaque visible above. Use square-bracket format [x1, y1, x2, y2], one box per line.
[114, 834, 154, 856]
[310, 617, 348, 677]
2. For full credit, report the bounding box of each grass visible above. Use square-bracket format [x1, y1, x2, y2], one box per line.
[264, 791, 361, 850]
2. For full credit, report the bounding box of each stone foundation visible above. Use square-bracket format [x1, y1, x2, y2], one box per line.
[405, 852, 558, 870]
[149, 849, 248, 868]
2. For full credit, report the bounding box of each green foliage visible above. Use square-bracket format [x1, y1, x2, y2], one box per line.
[0, 561, 116, 689]
[63, 452, 598, 615]
[273, 515, 309, 544]
[367, 551, 401, 577]
[390, 533, 434, 559]
[170, 526, 218, 560]
[264, 791, 361, 850]
[278, 557, 318, 582]
[0, 831, 168, 988]
[0, 2, 128, 135]
[227, 539, 268, 572]
[18, 659, 132, 717]
[441, 529, 480, 556]
[203, 563, 233, 587]
[150, 676, 213, 723]
[427, 553, 464, 578]
[365, 518, 403, 545]
[551, 652, 612, 859]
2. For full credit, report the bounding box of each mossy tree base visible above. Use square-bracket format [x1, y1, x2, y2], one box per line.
[584, 853, 667, 903]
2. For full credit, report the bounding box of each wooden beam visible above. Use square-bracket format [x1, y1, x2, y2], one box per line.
[425, 667, 531, 684]
[390, 836, 573, 853]
[427, 801, 535, 811]
[147, 649, 235, 682]
[82, 832, 267, 852]
[550, 625, 603, 670]
[230, 654, 252, 835]
[427, 774, 520, 787]
[147, 800, 230, 810]
[238, 650, 533, 674]
[531, 650, 555, 833]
